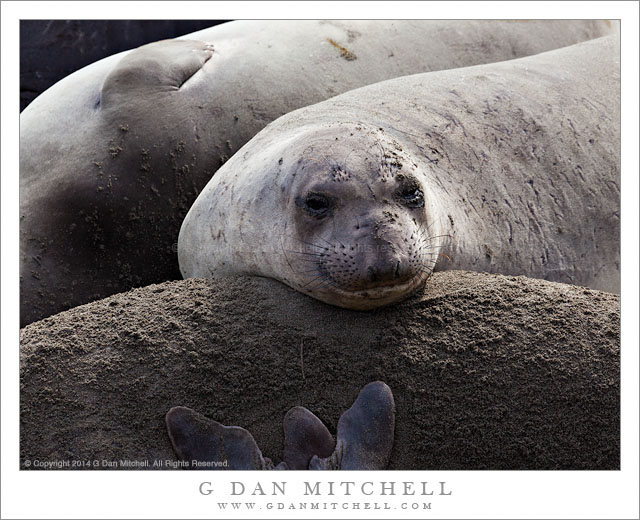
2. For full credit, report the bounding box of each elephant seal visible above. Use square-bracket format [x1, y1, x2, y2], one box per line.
[20, 20, 614, 325]
[179, 34, 620, 310]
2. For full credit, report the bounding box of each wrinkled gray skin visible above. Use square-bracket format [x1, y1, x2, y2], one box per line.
[20, 20, 615, 325]
[180, 35, 620, 310]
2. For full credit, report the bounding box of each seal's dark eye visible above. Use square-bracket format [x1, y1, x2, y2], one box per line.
[399, 186, 424, 208]
[296, 193, 332, 218]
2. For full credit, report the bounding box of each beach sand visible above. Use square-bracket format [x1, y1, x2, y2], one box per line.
[20, 271, 620, 470]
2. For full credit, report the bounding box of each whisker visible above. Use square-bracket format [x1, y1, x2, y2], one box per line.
[292, 267, 322, 275]
[296, 268, 318, 274]
[285, 250, 327, 258]
[317, 236, 341, 250]
[283, 235, 330, 251]
[300, 273, 330, 289]
[340, 148, 357, 170]
[307, 274, 338, 291]
[420, 233, 453, 242]
[314, 278, 338, 291]
[419, 217, 439, 235]
[280, 236, 296, 276]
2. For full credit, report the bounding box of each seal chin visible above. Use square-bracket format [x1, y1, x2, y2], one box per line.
[312, 271, 431, 310]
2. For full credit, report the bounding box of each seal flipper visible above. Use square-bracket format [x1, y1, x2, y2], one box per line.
[309, 381, 395, 470]
[166, 406, 275, 470]
[100, 39, 214, 107]
[283, 406, 335, 470]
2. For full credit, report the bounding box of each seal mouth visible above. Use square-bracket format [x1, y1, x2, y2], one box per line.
[314, 270, 431, 310]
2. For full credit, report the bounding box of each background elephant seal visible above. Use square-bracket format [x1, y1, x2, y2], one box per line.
[20, 271, 620, 470]
[179, 35, 620, 310]
[19, 20, 615, 325]
[19, 20, 227, 111]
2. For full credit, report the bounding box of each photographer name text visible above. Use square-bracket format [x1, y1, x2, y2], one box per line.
[199, 480, 452, 497]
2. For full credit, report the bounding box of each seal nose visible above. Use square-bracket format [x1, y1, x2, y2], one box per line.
[333, 213, 420, 292]
[358, 255, 413, 290]
[367, 261, 403, 283]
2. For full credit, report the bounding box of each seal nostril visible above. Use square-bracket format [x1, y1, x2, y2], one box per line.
[394, 261, 401, 278]
[367, 266, 378, 282]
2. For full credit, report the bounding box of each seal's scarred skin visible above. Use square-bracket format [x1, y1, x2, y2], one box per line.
[20, 20, 614, 325]
[179, 35, 620, 309]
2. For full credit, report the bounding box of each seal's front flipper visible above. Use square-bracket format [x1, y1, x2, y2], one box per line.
[166, 406, 275, 470]
[101, 39, 214, 107]
[283, 406, 335, 470]
[309, 381, 395, 470]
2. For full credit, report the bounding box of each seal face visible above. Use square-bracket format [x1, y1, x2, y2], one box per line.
[280, 126, 446, 309]
[179, 123, 448, 310]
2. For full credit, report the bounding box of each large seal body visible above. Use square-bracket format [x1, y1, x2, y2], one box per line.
[179, 35, 620, 309]
[20, 20, 614, 325]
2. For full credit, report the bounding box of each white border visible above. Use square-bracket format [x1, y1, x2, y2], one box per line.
[2, 2, 638, 519]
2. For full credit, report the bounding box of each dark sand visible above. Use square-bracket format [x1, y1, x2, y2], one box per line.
[20, 271, 620, 470]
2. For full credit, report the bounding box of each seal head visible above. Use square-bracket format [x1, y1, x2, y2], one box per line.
[179, 123, 447, 310]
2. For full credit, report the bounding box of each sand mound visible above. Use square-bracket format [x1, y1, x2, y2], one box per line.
[20, 271, 619, 470]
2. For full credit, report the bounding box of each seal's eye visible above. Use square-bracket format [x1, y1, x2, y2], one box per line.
[296, 193, 332, 218]
[398, 186, 424, 208]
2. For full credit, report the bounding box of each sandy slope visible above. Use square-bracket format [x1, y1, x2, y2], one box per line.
[20, 271, 619, 470]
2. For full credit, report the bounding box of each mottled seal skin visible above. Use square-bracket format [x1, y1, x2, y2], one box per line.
[179, 35, 620, 309]
[20, 20, 614, 325]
